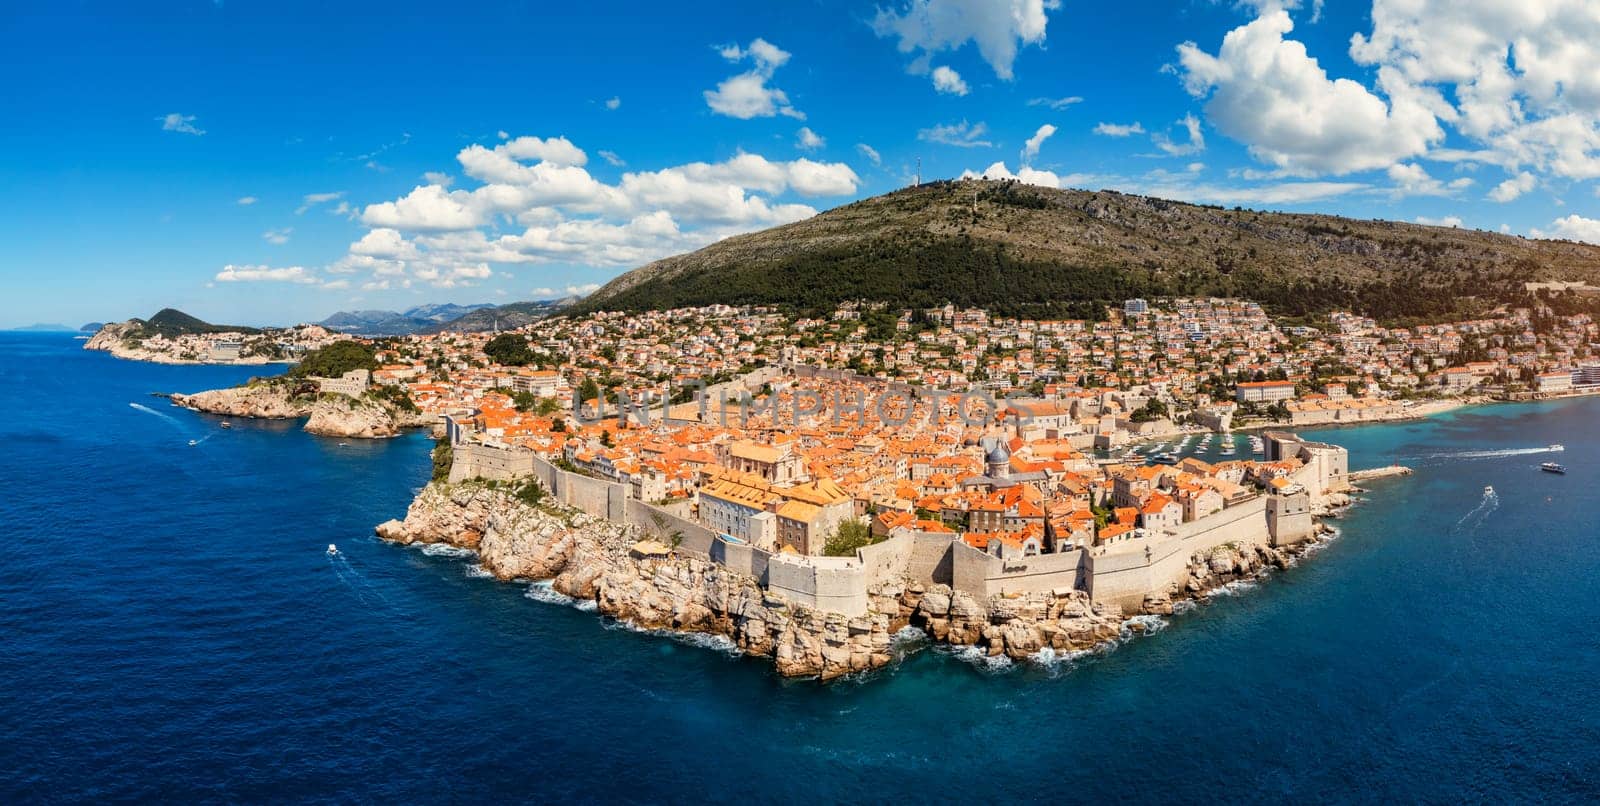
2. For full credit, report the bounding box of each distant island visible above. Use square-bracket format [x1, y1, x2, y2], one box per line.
[5, 323, 77, 332]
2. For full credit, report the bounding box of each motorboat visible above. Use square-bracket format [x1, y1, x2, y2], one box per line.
[1484, 485, 1494, 496]
[187, 439, 198, 446]
[220, 421, 232, 429]
[1549, 444, 1564, 452]
[1541, 463, 1567, 474]
[327, 543, 339, 555]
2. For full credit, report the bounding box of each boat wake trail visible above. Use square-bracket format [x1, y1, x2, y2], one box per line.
[129, 402, 185, 431]
[1425, 444, 1563, 462]
[1453, 488, 1499, 533]
[327, 550, 392, 607]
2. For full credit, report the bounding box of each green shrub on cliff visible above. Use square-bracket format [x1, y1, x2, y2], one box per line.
[515, 479, 546, 506]
[431, 438, 452, 482]
[366, 383, 419, 412]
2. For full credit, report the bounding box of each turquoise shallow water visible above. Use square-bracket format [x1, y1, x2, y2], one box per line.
[3, 332, 1599, 802]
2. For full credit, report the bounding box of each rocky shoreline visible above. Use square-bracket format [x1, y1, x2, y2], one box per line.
[376, 480, 1332, 680]
[173, 384, 430, 439]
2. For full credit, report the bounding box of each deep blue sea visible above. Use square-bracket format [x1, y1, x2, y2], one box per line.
[4, 332, 1599, 803]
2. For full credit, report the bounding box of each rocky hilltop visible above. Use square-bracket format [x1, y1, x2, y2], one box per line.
[375, 480, 1318, 679]
[173, 384, 429, 438]
[579, 179, 1600, 322]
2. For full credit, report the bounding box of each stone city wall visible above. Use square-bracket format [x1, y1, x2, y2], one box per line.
[451, 443, 869, 615]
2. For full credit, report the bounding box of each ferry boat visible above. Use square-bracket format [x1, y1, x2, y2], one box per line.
[1541, 462, 1566, 474]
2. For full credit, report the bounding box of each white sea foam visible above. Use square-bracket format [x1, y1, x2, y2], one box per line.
[601, 619, 740, 656]
[524, 580, 596, 611]
[1118, 613, 1168, 641]
[943, 644, 1014, 672]
[1029, 645, 1097, 669]
[1203, 579, 1259, 599]
[419, 543, 476, 559]
[463, 564, 494, 579]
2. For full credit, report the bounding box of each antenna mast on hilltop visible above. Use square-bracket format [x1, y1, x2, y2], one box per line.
[915, 157, 921, 188]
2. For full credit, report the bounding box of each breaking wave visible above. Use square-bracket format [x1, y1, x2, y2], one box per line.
[419, 543, 476, 559]
[942, 644, 1014, 673]
[600, 619, 739, 656]
[1118, 614, 1169, 641]
[525, 580, 598, 612]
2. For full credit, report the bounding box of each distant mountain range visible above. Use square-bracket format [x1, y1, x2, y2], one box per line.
[317, 303, 494, 335]
[318, 299, 577, 335]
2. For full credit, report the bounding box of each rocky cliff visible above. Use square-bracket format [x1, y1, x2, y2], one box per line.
[172, 384, 429, 438]
[376, 481, 1282, 678]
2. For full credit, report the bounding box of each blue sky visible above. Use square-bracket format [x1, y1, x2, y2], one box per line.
[4, 0, 1599, 328]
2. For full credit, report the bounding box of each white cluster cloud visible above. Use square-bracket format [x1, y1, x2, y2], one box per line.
[796, 127, 826, 151]
[296, 191, 345, 215]
[1352, 0, 1600, 179]
[1094, 122, 1145, 137]
[1028, 96, 1082, 110]
[962, 160, 1072, 188]
[1153, 114, 1206, 156]
[214, 264, 316, 284]
[704, 38, 804, 120]
[318, 135, 860, 288]
[236, 196, 258, 206]
[1176, 1, 1600, 199]
[873, 0, 1059, 80]
[159, 113, 205, 135]
[1487, 171, 1537, 202]
[1021, 124, 1056, 164]
[531, 283, 602, 298]
[1387, 162, 1474, 197]
[1531, 214, 1600, 243]
[931, 66, 969, 95]
[965, 160, 1369, 207]
[918, 120, 992, 148]
[857, 143, 883, 166]
[262, 227, 292, 245]
[1176, 9, 1442, 175]
[1415, 215, 1465, 227]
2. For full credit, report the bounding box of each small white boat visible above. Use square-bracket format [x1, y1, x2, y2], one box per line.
[1484, 485, 1495, 496]
[187, 439, 198, 446]
[338, 442, 350, 447]
[1549, 444, 1564, 452]
[220, 421, 232, 429]
[327, 544, 339, 555]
